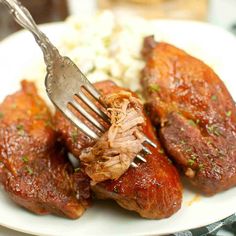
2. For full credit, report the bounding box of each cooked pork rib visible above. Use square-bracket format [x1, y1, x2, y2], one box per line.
[80, 90, 146, 184]
[0, 81, 90, 218]
[55, 81, 182, 219]
[141, 36, 236, 195]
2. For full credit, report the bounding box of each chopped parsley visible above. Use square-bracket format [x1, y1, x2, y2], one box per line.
[199, 164, 204, 171]
[34, 114, 44, 120]
[16, 124, 24, 130]
[148, 84, 160, 93]
[45, 120, 54, 129]
[22, 156, 29, 163]
[207, 124, 221, 136]
[0, 112, 4, 119]
[158, 149, 164, 154]
[185, 147, 192, 153]
[188, 119, 197, 127]
[74, 167, 80, 173]
[26, 166, 33, 175]
[190, 154, 197, 160]
[226, 110, 232, 117]
[16, 124, 24, 135]
[211, 95, 217, 101]
[180, 140, 186, 145]
[71, 130, 78, 143]
[207, 140, 212, 146]
[188, 159, 195, 166]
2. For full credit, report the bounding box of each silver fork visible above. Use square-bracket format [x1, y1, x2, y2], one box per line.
[1, 0, 157, 167]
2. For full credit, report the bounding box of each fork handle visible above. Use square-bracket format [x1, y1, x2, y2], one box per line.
[0, 0, 60, 66]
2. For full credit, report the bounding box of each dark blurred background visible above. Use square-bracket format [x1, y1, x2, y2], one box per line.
[0, 0, 68, 39]
[0, 0, 236, 40]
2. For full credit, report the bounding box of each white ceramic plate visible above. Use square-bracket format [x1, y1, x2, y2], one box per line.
[0, 20, 236, 236]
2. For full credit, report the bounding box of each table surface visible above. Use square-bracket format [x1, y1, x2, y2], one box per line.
[0, 0, 236, 235]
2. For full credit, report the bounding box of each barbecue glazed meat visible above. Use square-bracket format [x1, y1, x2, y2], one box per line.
[80, 90, 146, 184]
[141, 36, 236, 195]
[55, 81, 182, 219]
[0, 81, 90, 218]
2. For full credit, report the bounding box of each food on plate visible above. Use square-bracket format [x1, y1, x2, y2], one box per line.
[1, 11, 235, 224]
[141, 36, 236, 195]
[55, 85, 146, 184]
[55, 81, 182, 219]
[0, 81, 90, 218]
[80, 90, 146, 184]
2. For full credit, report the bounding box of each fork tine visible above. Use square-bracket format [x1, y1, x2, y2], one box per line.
[131, 162, 138, 168]
[64, 108, 99, 140]
[83, 83, 101, 101]
[77, 91, 110, 123]
[142, 145, 152, 155]
[136, 154, 147, 162]
[69, 100, 106, 133]
[144, 136, 157, 148]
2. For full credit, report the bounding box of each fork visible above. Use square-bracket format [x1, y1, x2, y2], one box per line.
[1, 0, 157, 167]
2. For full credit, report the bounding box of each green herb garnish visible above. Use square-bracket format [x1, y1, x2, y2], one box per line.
[74, 167, 80, 173]
[214, 129, 221, 136]
[211, 95, 217, 101]
[207, 141, 212, 146]
[26, 166, 33, 175]
[188, 119, 197, 127]
[199, 163, 204, 171]
[22, 156, 29, 163]
[188, 159, 195, 166]
[190, 154, 197, 160]
[180, 140, 186, 145]
[0, 112, 4, 119]
[207, 124, 221, 136]
[226, 110, 232, 117]
[16, 124, 24, 135]
[158, 149, 164, 154]
[185, 148, 192, 153]
[45, 120, 54, 129]
[71, 130, 78, 143]
[148, 84, 160, 93]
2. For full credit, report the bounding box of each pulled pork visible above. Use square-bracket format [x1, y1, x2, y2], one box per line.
[80, 91, 146, 184]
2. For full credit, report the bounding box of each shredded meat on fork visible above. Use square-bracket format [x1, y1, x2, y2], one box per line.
[80, 91, 146, 184]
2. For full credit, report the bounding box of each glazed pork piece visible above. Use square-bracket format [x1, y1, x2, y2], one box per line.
[0, 81, 90, 219]
[80, 90, 146, 184]
[141, 36, 236, 195]
[54, 81, 182, 219]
